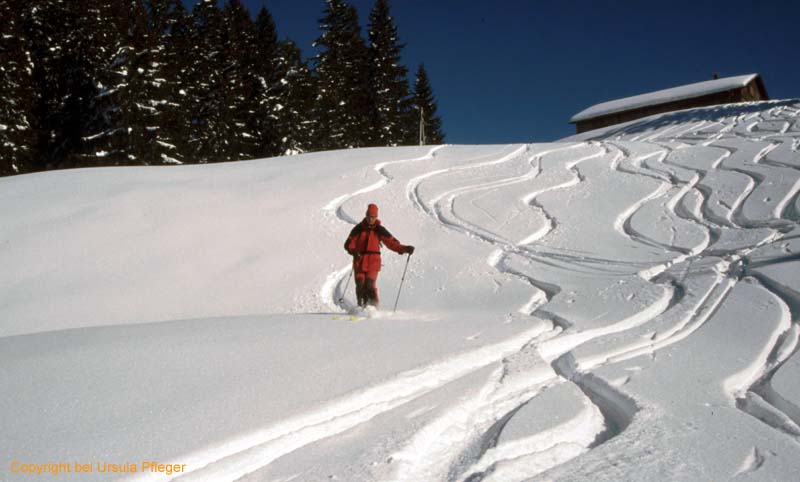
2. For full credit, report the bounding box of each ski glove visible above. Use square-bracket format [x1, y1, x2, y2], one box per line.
[405, 246, 415, 255]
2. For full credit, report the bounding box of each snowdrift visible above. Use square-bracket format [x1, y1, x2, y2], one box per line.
[2, 100, 800, 481]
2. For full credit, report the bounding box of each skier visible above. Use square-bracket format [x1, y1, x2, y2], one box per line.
[344, 203, 415, 309]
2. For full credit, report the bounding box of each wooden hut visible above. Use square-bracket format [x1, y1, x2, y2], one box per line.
[570, 74, 769, 134]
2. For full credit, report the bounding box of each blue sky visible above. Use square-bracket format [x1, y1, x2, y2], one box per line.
[186, 0, 800, 144]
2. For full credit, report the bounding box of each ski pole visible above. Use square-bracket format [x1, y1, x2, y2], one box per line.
[393, 253, 412, 312]
[338, 267, 353, 304]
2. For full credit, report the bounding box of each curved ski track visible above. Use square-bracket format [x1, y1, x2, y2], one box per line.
[605, 106, 800, 446]
[152, 104, 800, 482]
[320, 145, 446, 312]
[388, 104, 800, 481]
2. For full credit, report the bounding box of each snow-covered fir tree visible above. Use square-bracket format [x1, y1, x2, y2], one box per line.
[22, 0, 98, 170]
[182, 0, 259, 163]
[83, 0, 186, 167]
[251, 5, 282, 157]
[272, 40, 317, 155]
[252, 4, 316, 157]
[367, 0, 412, 147]
[221, 0, 259, 161]
[313, 0, 373, 150]
[0, 0, 36, 175]
[137, 0, 188, 166]
[74, 0, 130, 167]
[254, 7, 315, 157]
[160, 0, 192, 163]
[185, 0, 228, 163]
[254, 7, 316, 157]
[412, 63, 444, 145]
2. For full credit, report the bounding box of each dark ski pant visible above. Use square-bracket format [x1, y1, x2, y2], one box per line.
[355, 270, 379, 308]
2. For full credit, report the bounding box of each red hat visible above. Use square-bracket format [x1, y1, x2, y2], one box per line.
[366, 203, 379, 217]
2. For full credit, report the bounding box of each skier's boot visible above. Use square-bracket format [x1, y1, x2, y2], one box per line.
[365, 278, 379, 310]
[364, 279, 379, 311]
[355, 280, 366, 308]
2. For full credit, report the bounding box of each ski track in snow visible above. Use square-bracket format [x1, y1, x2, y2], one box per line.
[387, 140, 654, 481]
[384, 106, 800, 480]
[131, 103, 800, 482]
[127, 322, 553, 482]
[626, 110, 800, 448]
[320, 145, 445, 312]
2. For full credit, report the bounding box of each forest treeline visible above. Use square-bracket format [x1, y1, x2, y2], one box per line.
[0, 0, 444, 176]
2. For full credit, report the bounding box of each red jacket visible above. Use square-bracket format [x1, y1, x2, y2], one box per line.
[344, 218, 407, 272]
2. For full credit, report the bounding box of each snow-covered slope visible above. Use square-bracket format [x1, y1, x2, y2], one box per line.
[2, 100, 800, 482]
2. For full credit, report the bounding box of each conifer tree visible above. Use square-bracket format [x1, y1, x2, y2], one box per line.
[252, 7, 316, 157]
[23, 0, 97, 170]
[252, 5, 281, 158]
[135, 0, 187, 165]
[222, 0, 259, 161]
[161, 0, 192, 163]
[367, 0, 411, 147]
[186, 0, 228, 163]
[87, 0, 173, 167]
[88, 0, 190, 167]
[313, 0, 373, 150]
[74, 0, 126, 166]
[0, 0, 36, 175]
[272, 40, 317, 155]
[411, 64, 444, 145]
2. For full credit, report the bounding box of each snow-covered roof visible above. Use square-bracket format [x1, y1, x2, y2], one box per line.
[570, 74, 759, 123]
